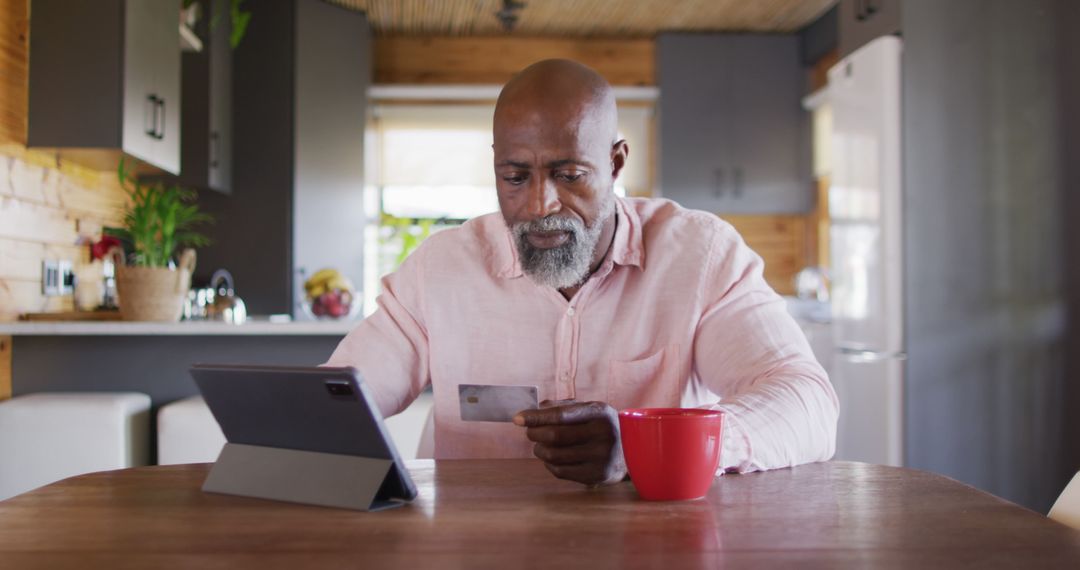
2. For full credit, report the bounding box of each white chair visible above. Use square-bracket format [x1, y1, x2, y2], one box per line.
[1049, 471, 1080, 530]
[157, 395, 227, 465]
[384, 391, 435, 460]
[156, 391, 436, 464]
[0, 392, 151, 500]
[416, 407, 435, 459]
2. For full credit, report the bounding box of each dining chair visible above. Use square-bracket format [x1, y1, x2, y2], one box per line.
[0, 392, 151, 500]
[1049, 471, 1080, 530]
[157, 395, 226, 465]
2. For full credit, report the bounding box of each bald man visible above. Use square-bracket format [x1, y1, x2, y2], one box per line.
[327, 59, 838, 486]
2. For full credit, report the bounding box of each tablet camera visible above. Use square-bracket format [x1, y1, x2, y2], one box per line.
[325, 380, 354, 397]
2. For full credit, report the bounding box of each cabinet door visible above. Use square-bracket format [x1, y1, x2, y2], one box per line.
[121, 0, 161, 167]
[123, 0, 181, 174]
[657, 34, 732, 212]
[207, 0, 233, 192]
[149, 0, 181, 174]
[726, 35, 809, 213]
[659, 34, 809, 214]
[171, 0, 231, 192]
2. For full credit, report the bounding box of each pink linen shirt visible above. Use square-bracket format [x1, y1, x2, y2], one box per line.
[326, 197, 838, 472]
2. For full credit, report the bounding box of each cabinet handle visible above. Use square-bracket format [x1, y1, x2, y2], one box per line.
[210, 131, 220, 168]
[734, 167, 744, 198]
[145, 94, 159, 138]
[154, 98, 166, 140]
[713, 168, 726, 199]
[855, 0, 868, 21]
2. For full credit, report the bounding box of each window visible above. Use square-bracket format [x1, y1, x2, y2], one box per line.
[363, 102, 653, 314]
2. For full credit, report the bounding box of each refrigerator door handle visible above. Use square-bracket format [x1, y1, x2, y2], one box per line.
[837, 346, 907, 362]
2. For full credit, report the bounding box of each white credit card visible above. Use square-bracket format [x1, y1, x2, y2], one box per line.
[458, 384, 539, 423]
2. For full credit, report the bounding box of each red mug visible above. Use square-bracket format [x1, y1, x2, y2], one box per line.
[618, 408, 724, 501]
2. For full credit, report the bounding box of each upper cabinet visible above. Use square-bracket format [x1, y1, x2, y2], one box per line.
[28, 0, 181, 174]
[658, 34, 810, 214]
[175, 0, 233, 193]
[838, 0, 902, 57]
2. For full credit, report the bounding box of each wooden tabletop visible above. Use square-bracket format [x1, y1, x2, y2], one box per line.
[1, 460, 1078, 569]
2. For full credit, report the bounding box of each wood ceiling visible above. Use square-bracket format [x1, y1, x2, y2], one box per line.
[327, 0, 837, 37]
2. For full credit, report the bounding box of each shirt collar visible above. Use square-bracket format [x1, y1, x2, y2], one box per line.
[496, 196, 645, 279]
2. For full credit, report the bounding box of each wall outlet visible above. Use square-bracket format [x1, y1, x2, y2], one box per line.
[41, 260, 74, 297]
[58, 260, 74, 295]
[42, 260, 60, 296]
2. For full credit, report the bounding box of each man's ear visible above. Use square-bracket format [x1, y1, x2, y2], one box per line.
[611, 140, 629, 180]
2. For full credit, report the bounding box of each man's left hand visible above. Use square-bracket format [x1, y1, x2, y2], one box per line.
[513, 400, 627, 486]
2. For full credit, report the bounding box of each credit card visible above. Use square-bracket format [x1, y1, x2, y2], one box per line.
[458, 384, 539, 422]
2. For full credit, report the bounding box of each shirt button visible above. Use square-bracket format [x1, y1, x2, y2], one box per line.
[566, 307, 575, 316]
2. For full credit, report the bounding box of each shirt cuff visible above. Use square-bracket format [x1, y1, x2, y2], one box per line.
[714, 405, 754, 474]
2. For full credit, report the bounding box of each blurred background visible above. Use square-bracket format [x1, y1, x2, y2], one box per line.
[0, 0, 1077, 512]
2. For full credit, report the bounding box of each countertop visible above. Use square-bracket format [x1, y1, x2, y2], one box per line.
[0, 319, 358, 336]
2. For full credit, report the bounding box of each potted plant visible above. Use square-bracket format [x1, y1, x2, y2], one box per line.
[107, 159, 213, 322]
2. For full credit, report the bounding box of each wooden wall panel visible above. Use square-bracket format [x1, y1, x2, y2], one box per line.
[374, 37, 655, 85]
[0, 0, 29, 145]
[0, 0, 126, 321]
[0, 336, 10, 401]
[332, 0, 835, 37]
[0, 238, 85, 281]
[810, 50, 839, 93]
[812, 175, 830, 269]
[0, 148, 127, 218]
[0, 198, 80, 245]
[723, 215, 807, 296]
[0, 281, 70, 320]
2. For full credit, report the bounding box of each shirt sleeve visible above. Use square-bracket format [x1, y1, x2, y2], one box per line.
[693, 223, 839, 473]
[324, 245, 431, 419]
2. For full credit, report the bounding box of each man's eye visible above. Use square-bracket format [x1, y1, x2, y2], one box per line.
[557, 172, 584, 183]
[502, 174, 527, 185]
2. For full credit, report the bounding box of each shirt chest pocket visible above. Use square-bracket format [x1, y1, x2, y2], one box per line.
[606, 345, 681, 412]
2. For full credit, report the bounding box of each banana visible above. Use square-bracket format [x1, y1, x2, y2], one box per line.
[304, 268, 341, 293]
[326, 276, 355, 293]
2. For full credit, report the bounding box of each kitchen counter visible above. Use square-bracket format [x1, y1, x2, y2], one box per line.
[0, 319, 358, 336]
[0, 318, 358, 418]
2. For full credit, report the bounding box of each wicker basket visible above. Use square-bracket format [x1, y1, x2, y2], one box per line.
[110, 248, 197, 322]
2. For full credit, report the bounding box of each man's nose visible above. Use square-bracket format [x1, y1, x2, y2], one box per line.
[526, 177, 561, 219]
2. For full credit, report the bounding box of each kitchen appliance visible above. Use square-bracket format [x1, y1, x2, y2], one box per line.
[827, 36, 905, 466]
[185, 269, 247, 324]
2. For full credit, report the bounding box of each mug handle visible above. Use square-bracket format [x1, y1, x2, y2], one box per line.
[176, 248, 197, 294]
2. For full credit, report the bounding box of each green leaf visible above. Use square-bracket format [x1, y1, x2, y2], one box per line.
[230, 0, 252, 49]
[113, 160, 214, 267]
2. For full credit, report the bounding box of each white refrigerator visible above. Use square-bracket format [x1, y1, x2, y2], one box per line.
[827, 36, 905, 467]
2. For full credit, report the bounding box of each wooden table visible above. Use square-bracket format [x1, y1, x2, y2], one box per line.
[1, 460, 1078, 568]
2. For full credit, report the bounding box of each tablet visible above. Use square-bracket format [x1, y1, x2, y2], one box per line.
[190, 364, 418, 507]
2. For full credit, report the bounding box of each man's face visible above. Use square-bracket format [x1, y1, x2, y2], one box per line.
[493, 106, 625, 289]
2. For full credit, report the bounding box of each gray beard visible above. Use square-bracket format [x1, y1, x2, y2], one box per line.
[511, 201, 614, 290]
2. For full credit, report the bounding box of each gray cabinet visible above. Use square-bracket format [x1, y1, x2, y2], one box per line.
[658, 34, 810, 214]
[28, 0, 181, 174]
[172, 0, 233, 192]
[839, 0, 902, 57]
[194, 0, 371, 315]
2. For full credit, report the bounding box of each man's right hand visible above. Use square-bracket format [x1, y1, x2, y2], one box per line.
[513, 400, 627, 486]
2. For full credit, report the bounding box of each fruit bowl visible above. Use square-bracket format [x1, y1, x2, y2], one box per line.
[302, 268, 361, 320]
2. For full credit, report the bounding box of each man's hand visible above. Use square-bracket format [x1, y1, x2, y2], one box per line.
[513, 400, 627, 486]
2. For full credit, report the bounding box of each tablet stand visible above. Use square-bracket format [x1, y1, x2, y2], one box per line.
[202, 443, 405, 511]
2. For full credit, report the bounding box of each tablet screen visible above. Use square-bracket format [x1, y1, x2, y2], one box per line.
[190, 364, 418, 502]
